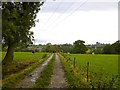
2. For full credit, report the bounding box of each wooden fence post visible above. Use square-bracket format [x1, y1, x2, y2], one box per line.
[87, 62, 89, 82]
[74, 57, 76, 68]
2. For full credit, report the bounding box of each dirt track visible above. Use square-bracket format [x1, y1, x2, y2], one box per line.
[49, 54, 68, 88]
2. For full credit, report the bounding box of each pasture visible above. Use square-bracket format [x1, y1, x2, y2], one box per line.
[70, 54, 118, 75]
[2, 52, 50, 61]
[68, 54, 119, 88]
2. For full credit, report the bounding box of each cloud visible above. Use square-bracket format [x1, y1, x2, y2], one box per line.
[30, 0, 118, 45]
[35, 39, 48, 44]
[40, 0, 118, 13]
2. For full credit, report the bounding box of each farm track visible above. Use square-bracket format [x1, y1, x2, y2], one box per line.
[49, 54, 68, 88]
[16, 54, 54, 88]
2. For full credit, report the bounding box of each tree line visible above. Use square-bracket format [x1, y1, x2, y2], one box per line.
[3, 40, 120, 54]
[43, 40, 120, 54]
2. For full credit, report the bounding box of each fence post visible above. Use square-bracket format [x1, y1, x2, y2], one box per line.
[87, 62, 89, 82]
[74, 57, 76, 68]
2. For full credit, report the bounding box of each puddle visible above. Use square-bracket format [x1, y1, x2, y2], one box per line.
[30, 54, 53, 82]
[16, 54, 54, 88]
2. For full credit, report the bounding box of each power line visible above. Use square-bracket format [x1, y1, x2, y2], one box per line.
[43, 0, 63, 26]
[48, 0, 88, 30]
[40, 0, 88, 31]
[40, 0, 63, 30]
[62, 0, 88, 21]
[46, 0, 76, 29]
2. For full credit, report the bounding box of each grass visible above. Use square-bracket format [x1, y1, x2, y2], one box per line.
[33, 54, 56, 88]
[61, 53, 119, 88]
[70, 54, 118, 76]
[2, 52, 50, 79]
[2, 52, 50, 61]
[2, 52, 51, 88]
[1, 52, 119, 88]
[59, 54, 89, 88]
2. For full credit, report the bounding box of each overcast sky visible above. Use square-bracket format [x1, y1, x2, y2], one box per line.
[30, 0, 119, 45]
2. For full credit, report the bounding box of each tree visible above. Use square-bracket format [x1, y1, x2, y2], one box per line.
[45, 43, 52, 52]
[94, 48, 103, 54]
[2, 1, 44, 64]
[110, 40, 120, 54]
[72, 40, 87, 54]
[103, 40, 120, 54]
[44, 43, 60, 53]
[60, 44, 73, 53]
[103, 44, 111, 54]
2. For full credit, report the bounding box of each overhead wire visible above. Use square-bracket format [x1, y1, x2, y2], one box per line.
[45, 0, 76, 29]
[41, 0, 63, 29]
[47, 0, 88, 30]
[45, 0, 63, 23]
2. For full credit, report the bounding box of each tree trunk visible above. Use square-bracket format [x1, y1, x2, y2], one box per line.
[2, 44, 15, 65]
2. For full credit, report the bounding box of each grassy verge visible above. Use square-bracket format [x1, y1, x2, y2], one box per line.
[59, 53, 90, 88]
[3, 60, 37, 79]
[32, 54, 55, 88]
[2, 54, 51, 88]
[59, 53, 119, 88]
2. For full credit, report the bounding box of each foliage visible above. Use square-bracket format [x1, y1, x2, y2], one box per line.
[42, 43, 60, 52]
[2, 1, 44, 64]
[2, 2, 43, 46]
[94, 47, 103, 54]
[59, 44, 73, 53]
[72, 40, 88, 54]
[103, 44, 111, 54]
[103, 40, 120, 54]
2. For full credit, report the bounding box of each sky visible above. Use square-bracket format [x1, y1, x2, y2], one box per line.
[30, 0, 119, 45]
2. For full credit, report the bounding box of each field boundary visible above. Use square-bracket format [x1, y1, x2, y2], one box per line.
[59, 53, 90, 88]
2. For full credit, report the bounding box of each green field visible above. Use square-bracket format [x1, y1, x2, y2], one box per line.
[68, 54, 119, 87]
[70, 54, 118, 75]
[2, 52, 50, 61]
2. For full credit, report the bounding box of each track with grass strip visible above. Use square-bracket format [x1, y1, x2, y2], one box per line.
[33, 53, 56, 88]
[49, 54, 68, 88]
